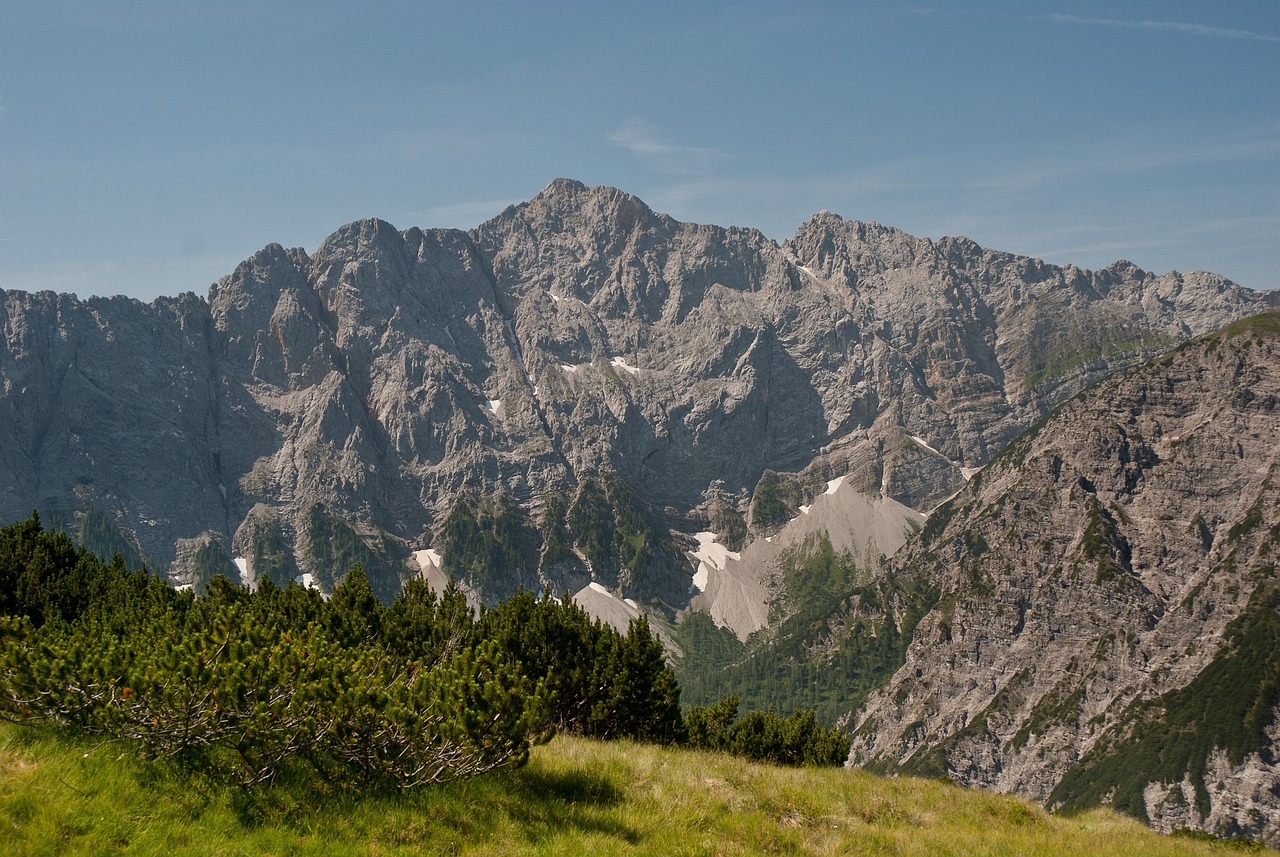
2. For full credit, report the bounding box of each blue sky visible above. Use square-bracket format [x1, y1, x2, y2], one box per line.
[1, 1, 1276, 301]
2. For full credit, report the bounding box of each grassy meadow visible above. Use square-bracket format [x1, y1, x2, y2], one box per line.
[0, 723, 1269, 856]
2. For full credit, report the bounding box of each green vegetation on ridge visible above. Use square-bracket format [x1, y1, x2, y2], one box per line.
[1052, 581, 1280, 826]
[1022, 331, 1175, 392]
[438, 474, 683, 605]
[305, 504, 402, 601]
[438, 492, 538, 601]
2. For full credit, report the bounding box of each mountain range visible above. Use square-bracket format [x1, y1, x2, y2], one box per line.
[1, 179, 1277, 841]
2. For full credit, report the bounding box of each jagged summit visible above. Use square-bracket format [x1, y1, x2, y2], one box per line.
[541, 176, 590, 195]
[313, 217, 410, 258]
[203, 183, 1266, 321]
[481, 178, 668, 237]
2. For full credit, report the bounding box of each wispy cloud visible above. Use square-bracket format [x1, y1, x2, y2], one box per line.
[641, 159, 941, 216]
[1041, 13, 1280, 43]
[1023, 210, 1280, 270]
[608, 119, 721, 175]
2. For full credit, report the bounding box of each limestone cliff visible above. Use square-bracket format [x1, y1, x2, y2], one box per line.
[0, 180, 1270, 616]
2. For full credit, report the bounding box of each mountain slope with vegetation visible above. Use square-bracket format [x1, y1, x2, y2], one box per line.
[835, 311, 1280, 843]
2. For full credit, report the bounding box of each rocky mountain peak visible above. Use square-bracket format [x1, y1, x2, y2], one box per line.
[0, 178, 1272, 615]
[504, 178, 668, 239]
[786, 213, 942, 284]
[312, 217, 407, 262]
[539, 176, 589, 196]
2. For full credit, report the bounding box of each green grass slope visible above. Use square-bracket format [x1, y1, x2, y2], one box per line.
[0, 725, 1268, 856]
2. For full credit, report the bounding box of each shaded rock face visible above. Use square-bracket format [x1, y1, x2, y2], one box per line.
[0, 179, 1271, 606]
[844, 314, 1280, 844]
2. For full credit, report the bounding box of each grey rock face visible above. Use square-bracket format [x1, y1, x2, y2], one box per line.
[844, 314, 1280, 843]
[0, 180, 1271, 608]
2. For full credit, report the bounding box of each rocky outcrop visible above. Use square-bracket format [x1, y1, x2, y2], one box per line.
[844, 312, 1280, 844]
[0, 180, 1271, 612]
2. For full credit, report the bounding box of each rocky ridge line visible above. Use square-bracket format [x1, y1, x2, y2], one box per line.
[0, 179, 1271, 618]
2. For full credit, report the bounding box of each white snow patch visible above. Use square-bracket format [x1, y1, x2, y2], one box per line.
[610, 356, 641, 375]
[825, 476, 846, 495]
[692, 532, 738, 571]
[764, 536, 773, 543]
[485, 399, 502, 413]
[218, 483, 227, 500]
[624, 598, 639, 609]
[961, 466, 982, 481]
[294, 573, 318, 591]
[533, 385, 540, 397]
[561, 363, 579, 374]
[233, 557, 248, 585]
[798, 504, 811, 515]
[175, 583, 194, 593]
[413, 549, 443, 571]
[550, 292, 563, 304]
[689, 531, 741, 593]
[588, 581, 612, 596]
[798, 265, 819, 279]
[910, 435, 944, 457]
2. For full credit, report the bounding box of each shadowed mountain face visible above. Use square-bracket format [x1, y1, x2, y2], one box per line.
[842, 313, 1280, 843]
[0, 179, 1271, 607]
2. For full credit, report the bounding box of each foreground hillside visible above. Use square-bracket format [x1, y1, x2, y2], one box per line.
[0, 725, 1265, 857]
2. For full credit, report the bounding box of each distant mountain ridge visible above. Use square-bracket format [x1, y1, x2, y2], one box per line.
[0, 179, 1271, 610]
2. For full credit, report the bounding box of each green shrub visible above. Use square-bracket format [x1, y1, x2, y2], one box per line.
[478, 590, 683, 743]
[684, 695, 850, 766]
[750, 471, 794, 533]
